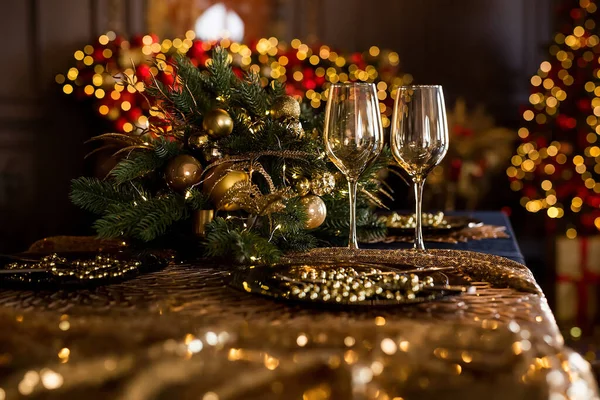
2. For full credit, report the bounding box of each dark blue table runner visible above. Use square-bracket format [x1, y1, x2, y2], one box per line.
[364, 211, 525, 265]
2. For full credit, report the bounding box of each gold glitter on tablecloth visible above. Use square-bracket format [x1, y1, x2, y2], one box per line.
[0, 246, 597, 399]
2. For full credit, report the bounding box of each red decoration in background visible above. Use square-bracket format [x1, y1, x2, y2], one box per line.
[57, 33, 407, 137]
[577, 98, 591, 112]
[555, 237, 600, 324]
[501, 206, 512, 216]
[449, 159, 462, 181]
[570, 8, 583, 19]
[136, 64, 152, 81]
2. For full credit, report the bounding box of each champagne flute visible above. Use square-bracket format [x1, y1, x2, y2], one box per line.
[390, 85, 449, 250]
[324, 82, 384, 249]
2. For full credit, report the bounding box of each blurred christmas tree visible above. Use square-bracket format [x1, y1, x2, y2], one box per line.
[509, 0, 600, 236]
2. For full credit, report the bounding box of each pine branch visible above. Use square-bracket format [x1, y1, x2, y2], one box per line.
[204, 218, 282, 264]
[93, 195, 189, 241]
[206, 47, 236, 97]
[273, 230, 318, 252]
[185, 188, 210, 210]
[270, 197, 308, 235]
[110, 138, 181, 185]
[147, 56, 213, 117]
[356, 212, 388, 242]
[233, 72, 268, 116]
[300, 105, 324, 136]
[361, 146, 393, 181]
[135, 197, 188, 241]
[314, 205, 386, 246]
[154, 137, 183, 158]
[70, 177, 138, 214]
[72, 44, 393, 258]
[110, 151, 163, 185]
[267, 79, 286, 101]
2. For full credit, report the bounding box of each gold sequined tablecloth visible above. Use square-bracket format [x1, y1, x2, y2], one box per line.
[0, 248, 597, 400]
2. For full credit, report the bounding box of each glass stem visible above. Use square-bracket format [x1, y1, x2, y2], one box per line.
[413, 179, 426, 250]
[348, 178, 359, 250]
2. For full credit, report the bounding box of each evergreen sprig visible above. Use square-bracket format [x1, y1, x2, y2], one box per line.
[203, 218, 282, 264]
[205, 48, 237, 97]
[185, 188, 210, 211]
[94, 194, 189, 241]
[110, 151, 163, 185]
[234, 72, 268, 116]
[70, 177, 138, 214]
[110, 138, 181, 185]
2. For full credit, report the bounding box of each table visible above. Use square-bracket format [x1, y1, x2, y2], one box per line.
[366, 211, 525, 264]
[0, 213, 597, 400]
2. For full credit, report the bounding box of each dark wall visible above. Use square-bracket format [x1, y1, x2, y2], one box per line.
[0, 0, 553, 252]
[283, 0, 553, 126]
[0, 0, 146, 253]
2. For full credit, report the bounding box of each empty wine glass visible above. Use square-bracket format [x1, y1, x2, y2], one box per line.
[391, 85, 449, 250]
[324, 83, 384, 249]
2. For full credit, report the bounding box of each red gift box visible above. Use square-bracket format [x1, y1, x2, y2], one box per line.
[555, 236, 600, 324]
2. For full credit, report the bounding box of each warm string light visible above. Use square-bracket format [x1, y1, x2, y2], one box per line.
[509, 0, 600, 235]
[57, 32, 408, 133]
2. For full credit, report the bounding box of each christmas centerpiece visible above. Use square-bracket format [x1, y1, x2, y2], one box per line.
[70, 47, 392, 264]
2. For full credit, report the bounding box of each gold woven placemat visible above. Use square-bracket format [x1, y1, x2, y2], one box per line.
[366, 224, 509, 244]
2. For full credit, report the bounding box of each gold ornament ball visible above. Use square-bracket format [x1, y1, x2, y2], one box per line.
[165, 154, 203, 191]
[294, 177, 311, 197]
[203, 163, 249, 211]
[188, 133, 209, 150]
[271, 95, 301, 119]
[300, 195, 327, 230]
[203, 108, 234, 139]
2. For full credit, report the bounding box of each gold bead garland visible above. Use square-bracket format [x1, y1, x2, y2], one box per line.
[286, 265, 435, 303]
[3, 253, 143, 283]
[228, 261, 455, 306]
[386, 211, 449, 229]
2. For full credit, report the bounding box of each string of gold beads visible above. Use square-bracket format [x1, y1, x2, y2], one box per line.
[283, 266, 435, 303]
[4, 253, 142, 282]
